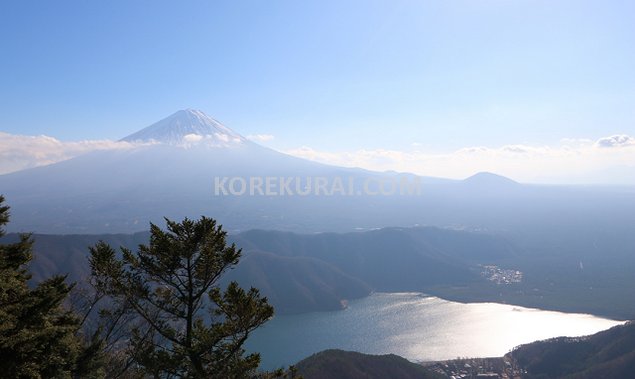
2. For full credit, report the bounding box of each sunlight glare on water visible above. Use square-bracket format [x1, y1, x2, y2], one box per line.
[247, 292, 625, 369]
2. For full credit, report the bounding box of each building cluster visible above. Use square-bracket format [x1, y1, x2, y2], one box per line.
[480, 265, 523, 285]
[424, 357, 525, 378]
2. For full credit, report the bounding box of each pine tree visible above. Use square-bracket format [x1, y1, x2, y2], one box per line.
[0, 195, 101, 378]
[89, 216, 276, 378]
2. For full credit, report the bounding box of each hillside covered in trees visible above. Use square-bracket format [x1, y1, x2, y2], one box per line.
[295, 349, 443, 379]
[508, 322, 635, 378]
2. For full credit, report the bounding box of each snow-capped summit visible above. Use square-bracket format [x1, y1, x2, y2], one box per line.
[121, 109, 246, 146]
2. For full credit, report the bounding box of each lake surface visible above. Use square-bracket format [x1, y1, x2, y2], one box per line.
[246, 292, 625, 370]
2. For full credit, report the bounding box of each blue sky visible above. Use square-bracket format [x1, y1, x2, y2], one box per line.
[1, 0, 634, 182]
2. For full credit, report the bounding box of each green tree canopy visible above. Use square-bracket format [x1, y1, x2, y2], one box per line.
[89, 216, 275, 378]
[0, 195, 99, 378]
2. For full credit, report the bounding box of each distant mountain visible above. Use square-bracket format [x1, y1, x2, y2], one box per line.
[294, 349, 443, 379]
[508, 322, 635, 379]
[463, 171, 520, 187]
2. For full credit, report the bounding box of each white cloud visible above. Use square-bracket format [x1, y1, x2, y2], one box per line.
[594, 135, 635, 148]
[179, 133, 244, 147]
[246, 134, 274, 142]
[214, 133, 230, 143]
[285, 134, 635, 185]
[182, 133, 203, 143]
[0, 132, 136, 175]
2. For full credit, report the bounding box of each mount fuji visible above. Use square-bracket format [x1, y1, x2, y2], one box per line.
[0, 109, 427, 233]
[0, 110, 633, 243]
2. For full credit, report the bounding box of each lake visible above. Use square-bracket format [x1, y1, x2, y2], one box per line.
[246, 292, 625, 370]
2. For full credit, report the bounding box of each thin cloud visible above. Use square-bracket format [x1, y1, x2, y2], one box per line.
[285, 134, 635, 184]
[0, 132, 135, 175]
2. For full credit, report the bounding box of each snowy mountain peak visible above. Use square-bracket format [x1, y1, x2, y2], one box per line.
[121, 109, 246, 146]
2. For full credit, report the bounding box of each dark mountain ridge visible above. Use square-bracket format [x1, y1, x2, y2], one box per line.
[2, 225, 515, 315]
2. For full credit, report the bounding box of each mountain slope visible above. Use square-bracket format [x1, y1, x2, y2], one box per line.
[508, 322, 635, 379]
[234, 227, 515, 291]
[295, 349, 443, 379]
[230, 251, 372, 314]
